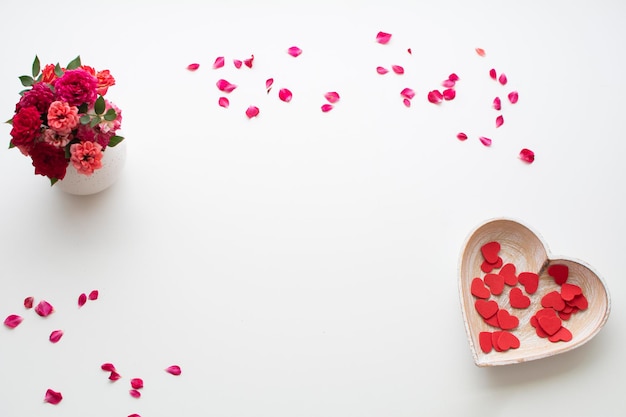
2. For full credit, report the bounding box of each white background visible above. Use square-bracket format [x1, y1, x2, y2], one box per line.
[1, 1, 625, 416]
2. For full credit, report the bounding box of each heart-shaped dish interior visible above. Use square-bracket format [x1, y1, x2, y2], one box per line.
[459, 218, 610, 367]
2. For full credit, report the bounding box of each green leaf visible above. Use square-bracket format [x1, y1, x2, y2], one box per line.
[9, 141, 15, 149]
[66, 55, 81, 70]
[5, 118, 13, 125]
[32, 55, 40, 78]
[18, 75, 34, 87]
[108, 135, 124, 147]
[89, 117, 100, 128]
[94, 96, 105, 115]
[103, 109, 117, 121]
[80, 114, 91, 125]
[50, 177, 58, 186]
[54, 63, 63, 77]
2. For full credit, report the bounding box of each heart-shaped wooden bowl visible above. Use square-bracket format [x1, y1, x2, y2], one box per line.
[459, 218, 610, 367]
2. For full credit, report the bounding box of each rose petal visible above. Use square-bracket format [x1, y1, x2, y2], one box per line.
[265, 78, 274, 93]
[101, 363, 116, 372]
[479, 136, 492, 147]
[278, 88, 293, 102]
[427, 90, 443, 104]
[391, 65, 404, 74]
[321, 104, 334, 112]
[520, 148, 535, 163]
[78, 293, 87, 307]
[493, 97, 502, 111]
[457, 132, 468, 141]
[442, 79, 456, 88]
[489, 68, 497, 80]
[233, 59, 242, 69]
[324, 91, 340, 103]
[403, 98, 411, 108]
[128, 414, 141, 417]
[213, 56, 225, 69]
[109, 371, 122, 381]
[44, 389, 62, 405]
[218, 97, 230, 108]
[407, 48, 412, 54]
[448, 73, 459, 82]
[165, 365, 182, 376]
[245, 106, 259, 118]
[216, 79, 237, 93]
[131, 378, 144, 389]
[475, 48, 486, 57]
[49, 330, 64, 343]
[376, 66, 389, 75]
[4, 314, 23, 328]
[400, 88, 415, 100]
[88, 290, 99, 301]
[244, 55, 254, 68]
[34, 300, 54, 317]
[376, 31, 392, 44]
[24, 297, 34, 309]
[287, 46, 302, 57]
[442, 88, 456, 100]
[186, 63, 200, 71]
[508, 91, 519, 104]
[496, 115, 504, 128]
[129, 389, 141, 398]
[499, 73, 508, 85]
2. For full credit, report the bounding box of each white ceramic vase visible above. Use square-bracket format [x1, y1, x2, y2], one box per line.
[56, 140, 127, 195]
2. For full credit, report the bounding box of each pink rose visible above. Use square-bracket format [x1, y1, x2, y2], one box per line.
[96, 70, 116, 96]
[70, 141, 103, 175]
[53, 69, 98, 106]
[47, 101, 79, 135]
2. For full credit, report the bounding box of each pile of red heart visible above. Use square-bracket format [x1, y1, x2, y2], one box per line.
[470, 241, 588, 354]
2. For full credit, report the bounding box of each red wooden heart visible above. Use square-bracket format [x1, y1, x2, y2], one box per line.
[470, 278, 490, 299]
[484, 273, 505, 296]
[518, 272, 539, 294]
[499, 263, 518, 286]
[509, 287, 531, 309]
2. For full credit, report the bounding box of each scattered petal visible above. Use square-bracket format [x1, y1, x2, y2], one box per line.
[287, 46, 302, 57]
[24, 296, 34, 309]
[321, 104, 334, 112]
[34, 300, 54, 317]
[165, 365, 182, 376]
[442, 79, 456, 88]
[216, 79, 237, 93]
[498, 73, 508, 85]
[427, 90, 443, 104]
[186, 63, 200, 71]
[403, 98, 411, 107]
[129, 389, 141, 398]
[400, 88, 415, 100]
[4, 314, 23, 328]
[448, 73, 459, 82]
[218, 97, 230, 108]
[109, 371, 122, 381]
[457, 132, 468, 141]
[508, 91, 519, 104]
[479, 136, 492, 147]
[278, 88, 293, 102]
[324, 91, 340, 103]
[489, 68, 497, 80]
[233, 59, 242, 69]
[376, 66, 389, 75]
[475, 48, 486, 57]
[519, 148, 535, 163]
[493, 97, 502, 111]
[442, 88, 456, 100]
[376, 31, 392, 44]
[44, 389, 63, 405]
[407, 48, 412, 54]
[128, 414, 141, 417]
[88, 290, 99, 301]
[391, 65, 404, 74]
[49, 330, 64, 343]
[78, 293, 87, 307]
[244, 55, 254, 68]
[101, 363, 116, 372]
[265, 78, 274, 93]
[245, 106, 260, 118]
[496, 115, 504, 128]
[213, 56, 225, 69]
[131, 378, 144, 389]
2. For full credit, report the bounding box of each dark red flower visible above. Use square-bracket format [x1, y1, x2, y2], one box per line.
[16, 83, 55, 114]
[29, 142, 68, 180]
[10, 106, 42, 148]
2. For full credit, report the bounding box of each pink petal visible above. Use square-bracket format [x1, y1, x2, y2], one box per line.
[457, 132, 468, 141]
[278, 88, 293, 102]
[496, 115, 504, 128]
[109, 371, 122, 381]
[88, 290, 99, 301]
[479, 136, 492, 147]
[321, 104, 334, 112]
[287, 46, 302, 57]
[489, 68, 497, 80]
[44, 389, 63, 405]
[101, 363, 116, 372]
[128, 414, 141, 417]
[448, 73, 459, 82]
[265, 78, 274, 93]
[442, 79, 456, 88]
[165, 365, 182, 376]
[427, 90, 443, 104]
[78, 293, 87, 307]
[376, 31, 392, 44]
[508, 91, 519, 104]
[376, 66, 389, 75]
[216, 79, 237, 93]
[244, 55, 254, 68]
[131, 378, 144, 389]
[400, 88, 415, 100]
[4, 314, 23, 328]
[245, 106, 259, 118]
[218, 97, 230, 108]
[493, 97, 502, 111]
[498, 73, 508, 85]
[403, 98, 411, 108]
[24, 296, 34, 309]
[129, 389, 141, 398]
[186, 63, 200, 71]
[213, 56, 225, 69]
[442, 88, 456, 100]
[519, 148, 535, 163]
[34, 300, 54, 317]
[475, 48, 486, 57]
[49, 330, 64, 343]
[324, 91, 340, 103]
[233, 59, 242, 69]
[391, 65, 404, 74]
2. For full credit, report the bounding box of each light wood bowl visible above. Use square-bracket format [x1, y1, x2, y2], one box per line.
[459, 218, 610, 367]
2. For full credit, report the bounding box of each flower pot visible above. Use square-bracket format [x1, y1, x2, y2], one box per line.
[56, 140, 127, 195]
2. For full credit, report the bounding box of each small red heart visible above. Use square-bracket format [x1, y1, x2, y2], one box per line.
[548, 264, 569, 285]
[481, 257, 503, 273]
[470, 277, 491, 299]
[538, 315, 562, 336]
[475, 299, 499, 319]
[484, 314, 499, 327]
[548, 326, 573, 343]
[491, 331, 505, 352]
[481, 241, 501, 264]
[568, 294, 588, 310]
[496, 309, 519, 330]
[484, 273, 505, 296]
[560, 283, 582, 301]
[499, 263, 518, 286]
[518, 272, 539, 294]
[541, 291, 566, 311]
[509, 287, 531, 309]
[479, 331, 493, 353]
[496, 331, 520, 350]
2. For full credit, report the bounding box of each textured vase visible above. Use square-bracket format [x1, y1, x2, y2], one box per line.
[56, 141, 127, 195]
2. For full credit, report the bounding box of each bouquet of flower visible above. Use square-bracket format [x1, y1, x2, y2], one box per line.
[7, 56, 124, 185]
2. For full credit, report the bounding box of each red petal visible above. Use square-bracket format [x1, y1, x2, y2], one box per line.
[109, 371, 122, 381]
[376, 31, 392, 44]
[457, 132, 468, 141]
[427, 90, 443, 104]
[321, 104, 334, 112]
[78, 293, 87, 307]
[403, 98, 411, 107]
[88, 290, 99, 301]
[442, 88, 456, 100]
[496, 115, 504, 128]
[24, 297, 34, 309]
[448, 73, 459, 82]
[489, 68, 497, 80]
[278, 88, 293, 102]
[213, 56, 225, 69]
[49, 330, 64, 343]
[216, 79, 237, 93]
[376, 66, 389, 75]
[245, 106, 259, 118]
[400, 88, 415, 100]
[493, 97, 502, 111]
[4, 314, 23, 328]
[479, 136, 492, 147]
[129, 389, 141, 398]
[391, 65, 404, 74]
[407, 48, 412, 54]
[34, 300, 54, 317]
[131, 378, 144, 389]
[442, 79, 456, 88]
[244, 54, 254, 68]
[508, 91, 519, 104]
[324, 91, 340, 103]
[233, 59, 242, 69]
[498, 73, 508, 85]
[265, 78, 274, 93]
[186, 63, 200, 71]
[287, 46, 302, 57]
[475, 48, 486, 57]
[44, 389, 63, 405]
[101, 363, 116, 372]
[165, 365, 182, 376]
[519, 148, 535, 163]
[218, 97, 230, 108]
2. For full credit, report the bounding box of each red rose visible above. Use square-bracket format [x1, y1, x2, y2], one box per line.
[10, 106, 42, 148]
[29, 142, 68, 180]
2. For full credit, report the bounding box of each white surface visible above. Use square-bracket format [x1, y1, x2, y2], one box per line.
[1, 1, 625, 416]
